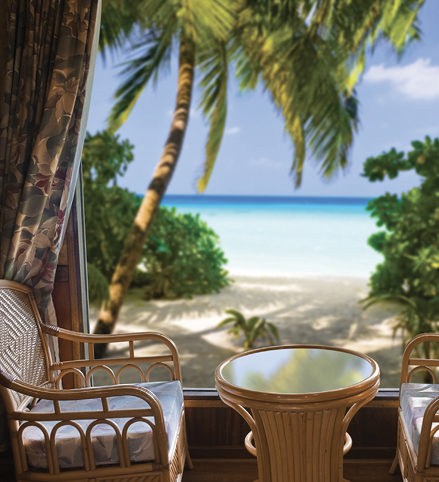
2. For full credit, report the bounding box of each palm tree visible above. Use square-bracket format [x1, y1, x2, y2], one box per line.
[93, 0, 425, 356]
[92, 0, 235, 354]
[207, 0, 425, 189]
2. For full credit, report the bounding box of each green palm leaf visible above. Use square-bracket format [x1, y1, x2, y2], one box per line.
[99, 0, 145, 59]
[224, 309, 245, 321]
[197, 43, 229, 193]
[218, 310, 279, 350]
[247, 316, 261, 332]
[179, 0, 235, 45]
[107, 28, 174, 132]
[217, 316, 239, 327]
[267, 322, 280, 339]
[230, 0, 423, 188]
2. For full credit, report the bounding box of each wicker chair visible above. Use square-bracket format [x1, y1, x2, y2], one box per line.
[0, 280, 192, 482]
[390, 333, 439, 482]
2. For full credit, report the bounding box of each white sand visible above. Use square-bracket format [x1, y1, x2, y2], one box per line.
[90, 274, 403, 388]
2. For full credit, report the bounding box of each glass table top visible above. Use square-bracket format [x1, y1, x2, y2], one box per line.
[220, 348, 373, 394]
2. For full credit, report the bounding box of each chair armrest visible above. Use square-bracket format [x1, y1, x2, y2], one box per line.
[44, 325, 177, 347]
[41, 325, 182, 383]
[1, 371, 171, 468]
[400, 333, 439, 386]
[415, 394, 439, 470]
[1, 370, 165, 420]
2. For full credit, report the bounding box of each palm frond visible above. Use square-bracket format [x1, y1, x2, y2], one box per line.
[179, 0, 236, 46]
[197, 43, 229, 193]
[259, 27, 357, 185]
[247, 316, 261, 332]
[217, 316, 238, 327]
[290, 113, 306, 188]
[107, 27, 175, 132]
[234, 0, 423, 187]
[99, 0, 144, 60]
[225, 309, 246, 326]
[361, 293, 413, 310]
[267, 322, 280, 339]
[378, 0, 424, 53]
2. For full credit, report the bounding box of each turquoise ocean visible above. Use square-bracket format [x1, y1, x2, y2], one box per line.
[161, 195, 383, 278]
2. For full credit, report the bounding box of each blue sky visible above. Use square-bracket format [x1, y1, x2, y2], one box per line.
[87, 1, 439, 198]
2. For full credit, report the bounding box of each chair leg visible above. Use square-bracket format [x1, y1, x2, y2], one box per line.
[389, 454, 399, 475]
[182, 414, 193, 470]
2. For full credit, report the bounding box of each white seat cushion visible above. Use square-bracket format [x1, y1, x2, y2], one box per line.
[401, 383, 439, 465]
[22, 380, 183, 470]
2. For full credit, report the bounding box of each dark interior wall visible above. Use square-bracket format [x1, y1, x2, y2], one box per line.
[0, 1, 7, 112]
[184, 392, 399, 461]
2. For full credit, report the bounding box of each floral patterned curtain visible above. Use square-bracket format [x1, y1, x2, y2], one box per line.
[0, 0, 100, 325]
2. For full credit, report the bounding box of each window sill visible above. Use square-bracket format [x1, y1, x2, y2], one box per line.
[183, 387, 400, 407]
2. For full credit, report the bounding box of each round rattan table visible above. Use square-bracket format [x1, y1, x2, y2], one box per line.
[215, 345, 380, 482]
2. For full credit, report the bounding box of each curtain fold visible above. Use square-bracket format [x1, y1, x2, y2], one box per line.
[0, 0, 99, 325]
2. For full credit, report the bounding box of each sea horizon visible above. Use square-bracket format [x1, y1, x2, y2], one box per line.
[159, 194, 382, 278]
[161, 194, 372, 206]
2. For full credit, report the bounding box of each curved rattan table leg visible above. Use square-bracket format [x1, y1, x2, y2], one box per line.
[215, 345, 380, 482]
[245, 431, 257, 457]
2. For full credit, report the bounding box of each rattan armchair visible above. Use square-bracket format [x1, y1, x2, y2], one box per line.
[390, 333, 439, 482]
[0, 280, 192, 482]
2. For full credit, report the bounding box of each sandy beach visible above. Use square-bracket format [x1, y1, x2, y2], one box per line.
[90, 274, 403, 388]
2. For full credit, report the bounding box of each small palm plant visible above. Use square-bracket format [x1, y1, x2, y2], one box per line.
[364, 295, 439, 360]
[218, 310, 280, 351]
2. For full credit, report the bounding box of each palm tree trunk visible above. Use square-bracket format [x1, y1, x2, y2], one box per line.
[93, 39, 195, 357]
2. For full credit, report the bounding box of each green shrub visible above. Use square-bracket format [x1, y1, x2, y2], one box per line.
[83, 131, 230, 303]
[362, 136, 439, 358]
[135, 207, 230, 299]
[82, 130, 139, 280]
[87, 263, 110, 308]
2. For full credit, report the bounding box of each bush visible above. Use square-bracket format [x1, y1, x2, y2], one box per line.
[82, 130, 139, 282]
[83, 131, 230, 303]
[362, 136, 439, 356]
[135, 207, 230, 299]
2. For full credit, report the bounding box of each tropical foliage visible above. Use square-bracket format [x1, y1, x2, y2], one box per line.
[218, 309, 279, 350]
[93, 0, 425, 350]
[83, 131, 229, 304]
[137, 208, 230, 299]
[93, 0, 235, 343]
[82, 131, 138, 281]
[106, 0, 425, 189]
[362, 136, 439, 359]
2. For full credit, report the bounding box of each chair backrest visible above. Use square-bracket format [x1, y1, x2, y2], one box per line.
[0, 280, 52, 411]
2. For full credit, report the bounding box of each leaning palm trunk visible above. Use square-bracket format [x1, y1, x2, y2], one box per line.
[93, 40, 194, 357]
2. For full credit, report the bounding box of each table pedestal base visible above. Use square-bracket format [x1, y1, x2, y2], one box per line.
[215, 345, 380, 482]
[254, 408, 349, 482]
[217, 382, 379, 482]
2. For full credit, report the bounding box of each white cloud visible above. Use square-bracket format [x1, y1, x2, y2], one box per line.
[248, 158, 283, 168]
[364, 58, 439, 100]
[225, 126, 241, 135]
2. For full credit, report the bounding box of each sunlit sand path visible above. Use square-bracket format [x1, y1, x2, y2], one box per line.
[90, 274, 402, 388]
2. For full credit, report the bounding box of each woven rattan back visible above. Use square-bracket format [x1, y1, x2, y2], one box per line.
[0, 280, 51, 410]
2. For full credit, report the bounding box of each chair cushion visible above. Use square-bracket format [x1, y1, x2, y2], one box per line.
[401, 383, 439, 465]
[22, 380, 183, 470]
